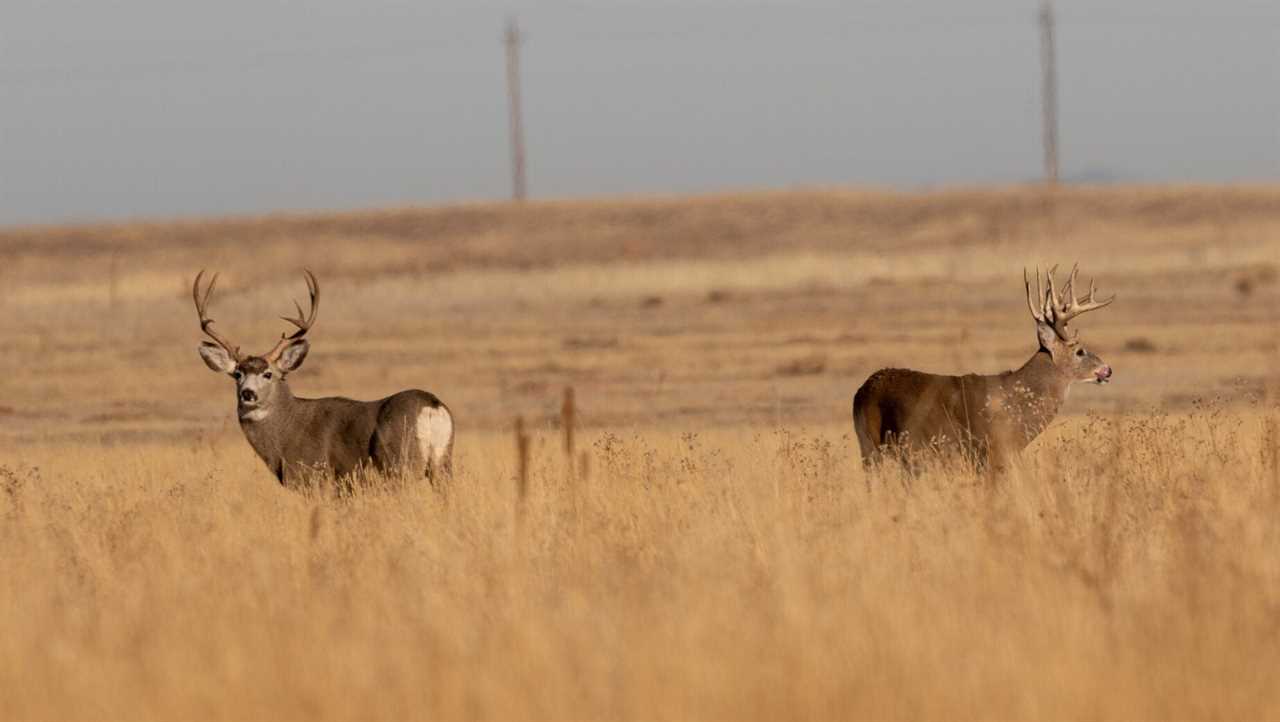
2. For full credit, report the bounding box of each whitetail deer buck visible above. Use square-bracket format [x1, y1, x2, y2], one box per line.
[853, 265, 1114, 471]
[193, 270, 454, 487]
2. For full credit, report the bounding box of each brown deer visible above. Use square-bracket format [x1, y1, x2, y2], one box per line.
[193, 270, 454, 487]
[853, 265, 1113, 471]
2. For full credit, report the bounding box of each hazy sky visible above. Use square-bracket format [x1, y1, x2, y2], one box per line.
[2, 0, 1276, 225]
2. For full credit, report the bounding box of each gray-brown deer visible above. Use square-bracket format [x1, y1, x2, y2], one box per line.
[853, 265, 1113, 471]
[193, 270, 454, 487]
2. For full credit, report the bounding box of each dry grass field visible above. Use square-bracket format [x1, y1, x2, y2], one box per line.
[2, 185, 1279, 720]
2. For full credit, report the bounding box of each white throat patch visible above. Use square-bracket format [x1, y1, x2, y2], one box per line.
[240, 408, 270, 422]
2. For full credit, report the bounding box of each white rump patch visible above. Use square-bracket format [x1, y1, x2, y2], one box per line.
[416, 406, 454, 467]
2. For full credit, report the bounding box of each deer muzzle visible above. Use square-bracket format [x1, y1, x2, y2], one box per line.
[1095, 365, 1113, 384]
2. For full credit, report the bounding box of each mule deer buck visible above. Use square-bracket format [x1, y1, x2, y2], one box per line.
[193, 270, 454, 487]
[853, 265, 1113, 471]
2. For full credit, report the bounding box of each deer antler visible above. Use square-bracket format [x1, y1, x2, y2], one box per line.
[1025, 264, 1114, 342]
[263, 270, 320, 363]
[1050, 263, 1114, 341]
[192, 270, 242, 362]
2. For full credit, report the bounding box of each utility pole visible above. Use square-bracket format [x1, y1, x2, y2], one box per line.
[504, 18, 528, 201]
[1039, 0, 1060, 186]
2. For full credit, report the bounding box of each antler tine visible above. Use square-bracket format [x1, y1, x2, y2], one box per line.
[282, 298, 307, 332]
[305, 269, 319, 321]
[192, 269, 213, 317]
[192, 270, 242, 361]
[1024, 267, 1047, 324]
[1084, 275, 1116, 307]
[1036, 266, 1045, 317]
[264, 270, 321, 363]
[287, 269, 320, 333]
[192, 269, 208, 314]
[1042, 264, 1059, 318]
[1062, 263, 1079, 305]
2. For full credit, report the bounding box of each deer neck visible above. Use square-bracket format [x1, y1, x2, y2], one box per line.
[1003, 350, 1073, 441]
[238, 381, 301, 473]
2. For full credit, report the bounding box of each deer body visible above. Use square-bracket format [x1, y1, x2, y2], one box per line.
[853, 265, 1114, 470]
[193, 271, 454, 487]
[854, 351, 1073, 468]
[238, 385, 453, 486]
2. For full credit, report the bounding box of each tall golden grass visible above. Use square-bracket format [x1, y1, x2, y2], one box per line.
[2, 186, 1279, 719]
[2, 410, 1279, 720]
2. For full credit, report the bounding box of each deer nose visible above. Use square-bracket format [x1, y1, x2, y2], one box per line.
[1098, 365, 1113, 380]
[240, 389, 257, 403]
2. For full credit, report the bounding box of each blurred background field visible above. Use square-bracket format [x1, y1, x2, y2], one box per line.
[2, 185, 1280, 720]
[2, 185, 1278, 446]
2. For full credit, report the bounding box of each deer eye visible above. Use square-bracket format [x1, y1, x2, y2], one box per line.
[1075, 348, 1085, 357]
[264, 372, 273, 380]
[232, 370, 243, 380]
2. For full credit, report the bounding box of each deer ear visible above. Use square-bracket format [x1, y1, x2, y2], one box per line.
[276, 339, 309, 373]
[1035, 322, 1066, 358]
[199, 342, 237, 374]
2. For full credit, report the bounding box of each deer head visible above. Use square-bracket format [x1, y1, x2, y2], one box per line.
[1024, 264, 1114, 384]
[194, 270, 319, 421]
